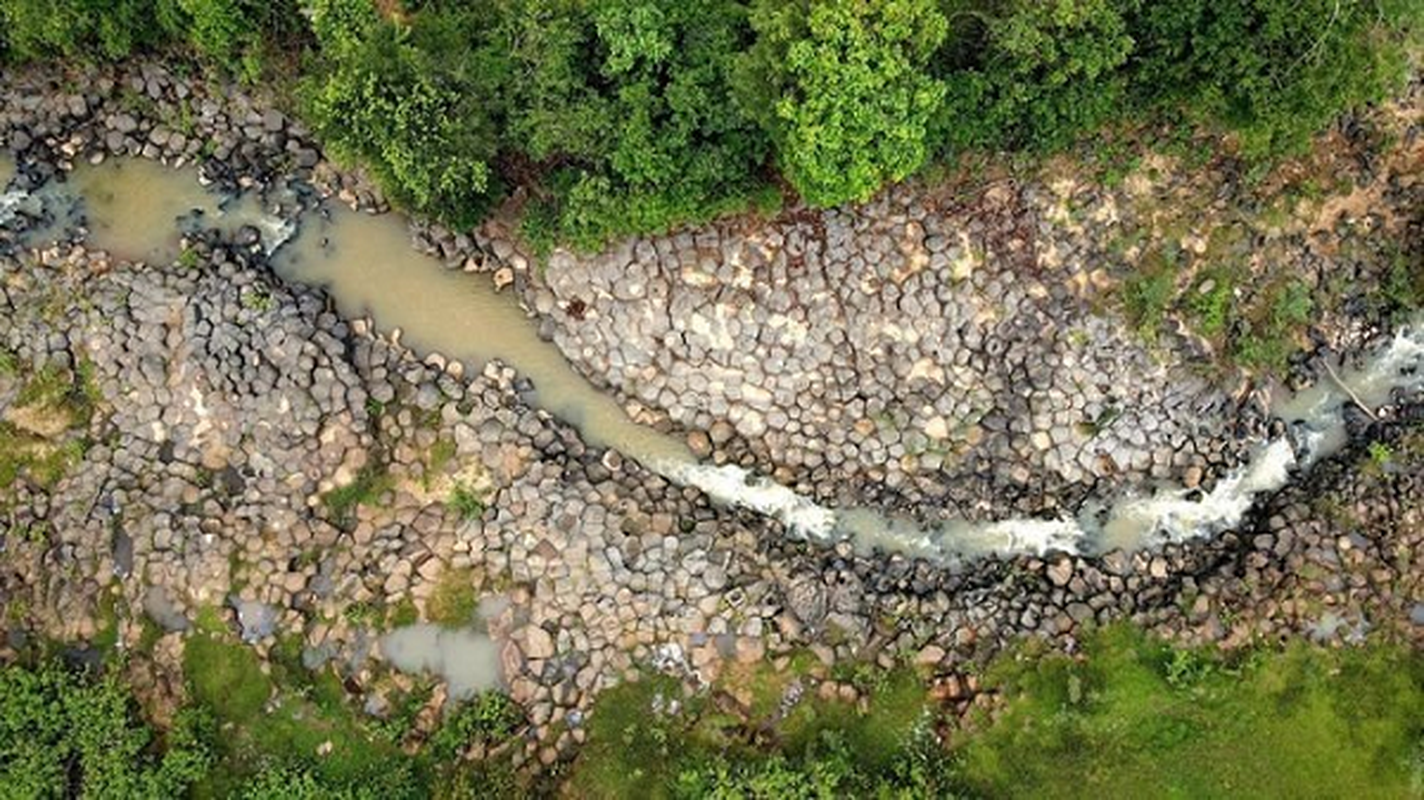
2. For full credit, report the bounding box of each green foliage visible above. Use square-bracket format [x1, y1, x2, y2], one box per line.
[303, 0, 502, 227]
[569, 669, 948, 799]
[1120, 250, 1179, 339]
[321, 462, 394, 528]
[1367, 440, 1394, 467]
[957, 626, 1424, 797]
[0, 661, 214, 796]
[937, 0, 1137, 151]
[427, 692, 523, 762]
[0, 359, 100, 500]
[427, 566, 478, 627]
[0, 0, 167, 62]
[1233, 278, 1314, 370]
[1127, 0, 1422, 157]
[8, 0, 1420, 241]
[495, 0, 773, 249]
[742, 0, 947, 207]
[447, 482, 486, 522]
[184, 629, 273, 725]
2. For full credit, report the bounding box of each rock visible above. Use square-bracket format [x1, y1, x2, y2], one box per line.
[687, 430, 712, 459]
[493, 267, 515, 292]
[523, 626, 556, 660]
[1047, 557, 1073, 587]
[915, 644, 946, 666]
[734, 637, 766, 664]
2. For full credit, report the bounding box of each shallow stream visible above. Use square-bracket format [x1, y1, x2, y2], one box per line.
[11, 155, 1424, 559]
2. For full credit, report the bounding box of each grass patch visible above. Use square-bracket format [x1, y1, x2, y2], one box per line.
[183, 624, 421, 798]
[1233, 278, 1314, 371]
[322, 463, 394, 529]
[1120, 248, 1180, 339]
[447, 482, 486, 522]
[423, 437, 457, 491]
[427, 567, 478, 628]
[956, 625, 1424, 798]
[569, 665, 942, 799]
[1184, 267, 1239, 339]
[569, 674, 700, 799]
[0, 359, 102, 497]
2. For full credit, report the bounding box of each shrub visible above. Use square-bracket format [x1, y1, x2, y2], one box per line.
[936, 0, 1138, 152]
[740, 0, 948, 207]
[0, 0, 168, 61]
[1127, 0, 1421, 157]
[0, 661, 214, 796]
[303, 0, 503, 227]
[427, 692, 524, 762]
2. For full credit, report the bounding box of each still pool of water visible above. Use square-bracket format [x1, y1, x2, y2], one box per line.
[66, 158, 295, 262]
[380, 624, 502, 699]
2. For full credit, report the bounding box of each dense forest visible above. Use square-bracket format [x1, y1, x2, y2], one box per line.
[1, 0, 1419, 248]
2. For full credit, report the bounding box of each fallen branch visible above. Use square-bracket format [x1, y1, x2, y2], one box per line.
[1323, 359, 1377, 421]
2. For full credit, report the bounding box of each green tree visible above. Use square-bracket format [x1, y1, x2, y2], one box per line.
[0, 0, 170, 61]
[1127, 0, 1421, 157]
[0, 661, 214, 796]
[740, 0, 948, 207]
[303, 0, 503, 226]
[936, 0, 1137, 151]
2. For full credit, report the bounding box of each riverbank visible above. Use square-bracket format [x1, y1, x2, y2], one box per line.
[1, 59, 1423, 784]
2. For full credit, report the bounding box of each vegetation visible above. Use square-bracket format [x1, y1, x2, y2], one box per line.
[0, 359, 100, 513]
[0, 0, 1417, 247]
[427, 566, 478, 627]
[0, 661, 213, 796]
[959, 626, 1424, 797]
[321, 462, 394, 529]
[4, 626, 1422, 796]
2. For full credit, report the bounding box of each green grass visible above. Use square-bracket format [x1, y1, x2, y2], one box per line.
[570, 674, 698, 799]
[1184, 268, 1238, 338]
[322, 463, 394, 529]
[423, 438, 457, 491]
[1233, 278, 1314, 371]
[956, 626, 1424, 798]
[447, 482, 486, 522]
[0, 360, 101, 498]
[183, 625, 421, 798]
[1120, 250, 1180, 339]
[427, 567, 478, 628]
[569, 662, 939, 799]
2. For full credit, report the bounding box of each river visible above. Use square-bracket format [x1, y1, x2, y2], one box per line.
[6, 155, 1421, 559]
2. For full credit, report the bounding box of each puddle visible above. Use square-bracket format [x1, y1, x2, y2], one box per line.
[380, 624, 502, 699]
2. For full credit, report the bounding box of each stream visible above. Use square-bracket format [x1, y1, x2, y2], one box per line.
[5, 156, 1423, 561]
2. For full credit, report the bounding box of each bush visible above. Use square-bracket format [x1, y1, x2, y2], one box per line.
[427, 692, 524, 761]
[739, 0, 948, 207]
[0, 0, 168, 61]
[0, 661, 214, 796]
[1127, 0, 1422, 157]
[303, 0, 503, 227]
[936, 0, 1137, 152]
